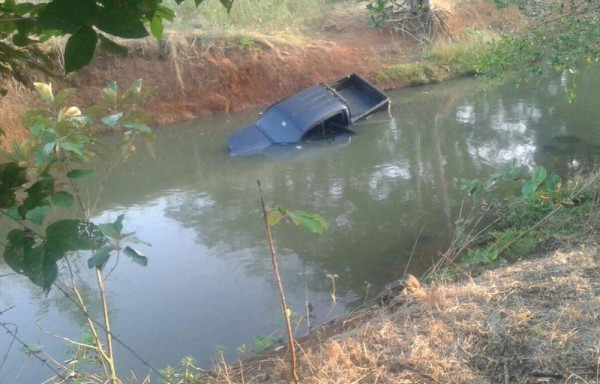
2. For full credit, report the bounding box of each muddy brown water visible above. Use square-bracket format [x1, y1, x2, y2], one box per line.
[1, 67, 599, 382]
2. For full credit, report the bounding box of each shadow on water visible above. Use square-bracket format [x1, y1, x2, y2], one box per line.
[2, 65, 600, 382]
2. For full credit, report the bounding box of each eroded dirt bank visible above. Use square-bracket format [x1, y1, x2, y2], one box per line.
[0, 0, 521, 146]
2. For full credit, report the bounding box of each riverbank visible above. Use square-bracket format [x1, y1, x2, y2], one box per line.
[0, 0, 520, 146]
[194, 246, 599, 383]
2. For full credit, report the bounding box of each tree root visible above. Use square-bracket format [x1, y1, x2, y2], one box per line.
[388, 6, 453, 45]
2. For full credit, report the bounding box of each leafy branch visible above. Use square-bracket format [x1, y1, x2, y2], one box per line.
[258, 181, 327, 384]
[0, 80, 155, 382]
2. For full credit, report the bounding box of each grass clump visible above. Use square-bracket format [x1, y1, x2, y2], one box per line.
[164, 0, 333, 36]
[377, 61, 448, 86]
[424, 33, 493, 75]
[377, 30, 494, 87]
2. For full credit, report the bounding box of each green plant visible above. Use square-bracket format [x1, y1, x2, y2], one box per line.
[238, 35, 256, 48]
[159, 356, 202, 384]
[460, 247, 498, 267]
[253, 335, 282, 352]
[258, 181, 327, 384]
[0, 0, 233, 88]
[475, 0, 600, 99]
[364, 0, 401, 28]
[0, 80, 156, 383]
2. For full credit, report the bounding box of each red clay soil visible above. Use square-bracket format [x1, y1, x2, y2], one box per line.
[0, 0, 520, 146]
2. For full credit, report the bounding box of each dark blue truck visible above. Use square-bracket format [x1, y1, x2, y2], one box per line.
[227, 73, 390, 157]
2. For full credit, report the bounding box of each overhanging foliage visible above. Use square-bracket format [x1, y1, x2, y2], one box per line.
[0, 0, 234, 94]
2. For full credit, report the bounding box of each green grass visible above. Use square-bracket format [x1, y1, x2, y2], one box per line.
[163, 0, 335, 35]
[376, 30, 495, 87]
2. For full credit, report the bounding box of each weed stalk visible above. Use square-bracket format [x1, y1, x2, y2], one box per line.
[257, 181, 300, 384]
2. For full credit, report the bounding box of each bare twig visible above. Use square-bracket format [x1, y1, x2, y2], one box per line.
[0, 321, 67, 380]
[257, 180, 300, 384]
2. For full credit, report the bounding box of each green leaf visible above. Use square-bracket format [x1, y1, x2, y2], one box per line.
[95, 5, 149, 39]
[4, 229, 57, 292]
[12, 33, 32, 47]
[98, 214, 124, 239]
[51, 191, 74, 209]
[67, 169, 97, 179]
[267, 207, 286, 226]
[18, 179, 54, 218]
[35, 141, 56, 165]
[101, 83, 118, 104]
[59, 140, 85, 155]
[131, 79, 142, 93]
[38, 0, 97, 34]
[531, 166, 547, 185]
[98, 223, 119, 239]
[24, 205, 51, 225]
[87, 246, 112, 269]
[107, 81, 118, 93]
[123, 122, 151, 133]
[124, 246, 148, 266]
[124, 235, 151, 246]
[150, 15, 164, 40]
[64, 26, 98, 73]
[98, 33, 128, 56]
[4, 230, 35, 274]
[521, 180, 536, 197]
[0, 162, 27, 209]
[156, 5, 175, 22]
[545, 174, 562, 192]
[46, 219, 107, 258]
[101, 112, 123, 127]
[468, 179, 480, 196]
[287, 210, 328, 234]
[2, 0, 16, 11]
[219, 0, 233, 13]
[113, 214, 124, 234]
[30, 120, 47, 135]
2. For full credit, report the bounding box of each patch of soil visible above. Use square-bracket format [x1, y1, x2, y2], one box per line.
[0, 0, 520, 146]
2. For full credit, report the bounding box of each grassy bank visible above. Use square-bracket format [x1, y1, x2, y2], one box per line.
[375, 30, 495, 88]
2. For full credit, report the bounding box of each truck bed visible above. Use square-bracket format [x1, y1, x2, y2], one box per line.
[329, 73, 390, 123]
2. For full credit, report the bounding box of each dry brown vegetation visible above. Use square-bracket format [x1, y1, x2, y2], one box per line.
[202, 247, 599, 383]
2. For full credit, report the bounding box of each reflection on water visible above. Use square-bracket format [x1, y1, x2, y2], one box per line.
[2, 66, 600, 382]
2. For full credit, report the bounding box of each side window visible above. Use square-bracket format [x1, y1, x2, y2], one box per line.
[303, 112, 349, 141]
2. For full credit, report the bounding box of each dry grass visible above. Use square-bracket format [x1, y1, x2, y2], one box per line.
[203, 247, 600, 383]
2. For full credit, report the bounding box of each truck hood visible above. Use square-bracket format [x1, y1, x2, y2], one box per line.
[227, 124, 273, 157]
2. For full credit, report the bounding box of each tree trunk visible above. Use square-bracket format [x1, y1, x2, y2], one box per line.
[409, 0, 431, 14]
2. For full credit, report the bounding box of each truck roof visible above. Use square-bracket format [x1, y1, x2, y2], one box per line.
[257, 84, 348, 143]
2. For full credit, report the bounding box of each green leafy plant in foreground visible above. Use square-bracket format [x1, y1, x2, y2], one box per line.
[0, 80, 155, 383]
[159, 356, 202, 384]
[258, 181, 327, 384]
[455, 162, 591, 272]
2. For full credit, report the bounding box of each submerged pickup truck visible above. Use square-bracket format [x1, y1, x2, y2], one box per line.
[227, 73, 390, 157]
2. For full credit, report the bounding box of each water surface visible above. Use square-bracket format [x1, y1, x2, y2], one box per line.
[1, 67, 599, 382]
